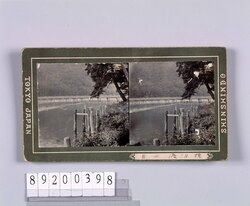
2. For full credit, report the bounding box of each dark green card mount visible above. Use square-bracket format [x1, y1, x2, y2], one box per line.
[22, 47, 227, 161]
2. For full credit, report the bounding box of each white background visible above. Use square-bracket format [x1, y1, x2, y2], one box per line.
[0, 0, 249, 205]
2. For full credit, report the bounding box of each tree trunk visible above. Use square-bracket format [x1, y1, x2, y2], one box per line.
[121, 65, 129, 81]
[112, 77, 127, 102]
[205, 83, 215, 100]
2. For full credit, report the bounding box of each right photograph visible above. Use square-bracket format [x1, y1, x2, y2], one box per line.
[129, 61, 215, 146]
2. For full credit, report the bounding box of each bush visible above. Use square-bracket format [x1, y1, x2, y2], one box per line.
[72, 102, 129, 147]
[170, 103, 215, 145]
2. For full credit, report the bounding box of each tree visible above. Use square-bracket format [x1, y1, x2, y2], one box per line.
[85, 63, 129, 102]
[176, 61, 215, 99]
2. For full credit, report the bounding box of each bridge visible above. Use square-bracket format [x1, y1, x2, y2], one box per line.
[130, 96, 214, 105]
[129, 96, 213, 113]
[38, 95, 122, 112]
[38, 95, 122, 104]
[38, 95, 213, 112]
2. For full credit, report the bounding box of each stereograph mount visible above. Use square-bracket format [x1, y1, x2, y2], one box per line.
[22, 47, 227, 161]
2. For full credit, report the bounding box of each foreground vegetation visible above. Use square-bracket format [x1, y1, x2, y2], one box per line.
[170, 103, 215, 145]
[72, 102, 129, 147]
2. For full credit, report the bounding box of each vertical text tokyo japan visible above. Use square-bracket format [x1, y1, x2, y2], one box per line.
[22, 47, 227, 161]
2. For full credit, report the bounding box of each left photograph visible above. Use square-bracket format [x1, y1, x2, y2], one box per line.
[37, 63, 129, 148]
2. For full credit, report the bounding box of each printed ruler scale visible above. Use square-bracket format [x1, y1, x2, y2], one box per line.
[25, 172, 140, 205]
[26, 172, 116, 198]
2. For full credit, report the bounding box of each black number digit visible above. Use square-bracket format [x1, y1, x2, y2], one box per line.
[96, 174, 101, 184]
[85, 173, 90, 183]
[41, 174, 46, 184]
[52, 175, 57, 185]
[30, 175, 35, 185]
[74, 174, 80, 184]
[62, 175, 68, 184]
[107, 175, 112, 185]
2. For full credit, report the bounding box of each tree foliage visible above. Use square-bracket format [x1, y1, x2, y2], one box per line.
[176, 61, 215, 99]
[85, 63, 129, 102]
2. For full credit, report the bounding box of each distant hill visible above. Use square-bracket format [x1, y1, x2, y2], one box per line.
[37, 62, 208, 98]
[37, 63, 116, 96]
[129, 62, 208, 98]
